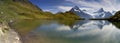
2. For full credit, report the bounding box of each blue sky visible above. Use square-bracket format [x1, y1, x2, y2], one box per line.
[29, 0, 120, 13]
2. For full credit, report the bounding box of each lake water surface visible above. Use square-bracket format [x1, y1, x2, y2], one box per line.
[6, 20, 120, 43]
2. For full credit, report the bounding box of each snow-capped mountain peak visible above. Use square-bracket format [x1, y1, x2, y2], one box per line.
[70, 6, 113, 19]
[93, 8, 113, 18]
[97, 8, 104, 13]
[111, 11, 116, 15]
[70, 6, 93, 19]
[73, 6, 80, 10]
[71, 6, 81, 12]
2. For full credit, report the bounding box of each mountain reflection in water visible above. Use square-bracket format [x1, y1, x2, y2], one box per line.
[15, 20, 120, 43]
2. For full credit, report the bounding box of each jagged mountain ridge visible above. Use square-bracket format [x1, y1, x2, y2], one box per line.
[0, 0, 81, 20]
[70, 6, 113, 19]
[70, 6, 93, 19]
[93, 8, 113, 19]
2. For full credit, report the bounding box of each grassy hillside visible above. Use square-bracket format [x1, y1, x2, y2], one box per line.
[109, 11, 120, 21]
[0, 0, 81, 22]
[0, 0, 54, 21]
[54, 11, 82, 20]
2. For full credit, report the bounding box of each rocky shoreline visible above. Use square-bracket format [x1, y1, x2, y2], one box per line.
[0, 22, 22, 43]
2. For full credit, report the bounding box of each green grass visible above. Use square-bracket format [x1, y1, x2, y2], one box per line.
[54, 11, 81, 20]
[0, 0, 44, 20]
[0, 0, 81, 35]
[0, 0, 81, 22]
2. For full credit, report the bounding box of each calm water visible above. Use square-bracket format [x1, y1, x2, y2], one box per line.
[3, 20, 120, 43]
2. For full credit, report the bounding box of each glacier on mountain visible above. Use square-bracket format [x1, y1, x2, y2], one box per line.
[70, 6, 114, 19]
[70, 6, 93, 19]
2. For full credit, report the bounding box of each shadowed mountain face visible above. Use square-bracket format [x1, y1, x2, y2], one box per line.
[109, 11, 120, 21]
[70, 6, 93, 19]
[108, 11, 120, 28]
[97, 8, 104, 13]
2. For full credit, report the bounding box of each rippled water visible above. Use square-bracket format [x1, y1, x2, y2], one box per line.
[16, 20, 120, 43]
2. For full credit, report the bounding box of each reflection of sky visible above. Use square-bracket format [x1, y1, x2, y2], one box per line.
[30, 20, 120, 43]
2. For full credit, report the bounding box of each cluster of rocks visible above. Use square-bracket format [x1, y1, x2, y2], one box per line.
[0, 22, 22, 43]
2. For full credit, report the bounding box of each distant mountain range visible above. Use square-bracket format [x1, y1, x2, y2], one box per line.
[0, 0, 119, 21]
[70, 6, 114, 19]
[0, 0, 82, 21]
[70, 6, 92, 19]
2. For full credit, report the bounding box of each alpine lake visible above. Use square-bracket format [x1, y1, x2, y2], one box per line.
[1, 19, 120, 43]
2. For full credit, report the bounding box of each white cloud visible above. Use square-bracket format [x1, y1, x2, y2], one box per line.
[44, 9, 53, 12]
[65, 0, 120, 12]
[44, 6, 72, 13]
[44, 9, 58, 14]
[58, 6, 72, 12]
